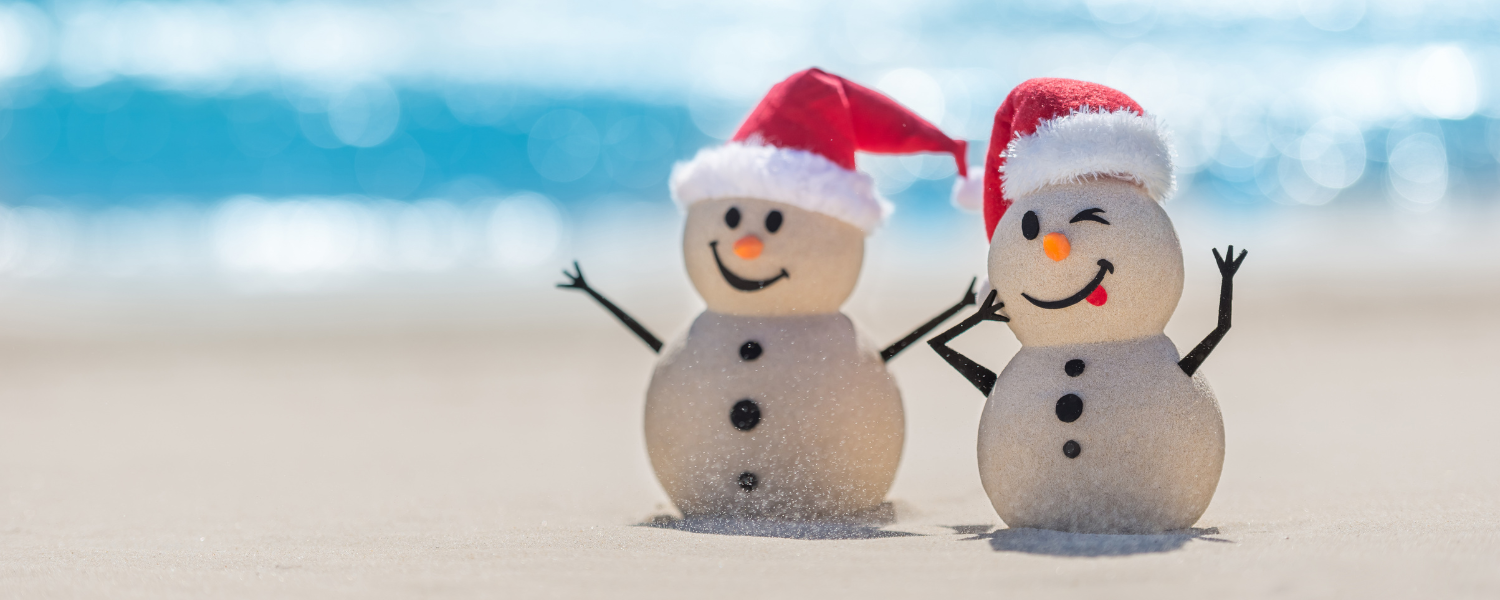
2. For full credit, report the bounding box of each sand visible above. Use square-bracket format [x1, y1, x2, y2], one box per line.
[2, 206, 1499, 598]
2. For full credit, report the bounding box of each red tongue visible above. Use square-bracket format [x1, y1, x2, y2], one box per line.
[1086, 285, 1108, 307]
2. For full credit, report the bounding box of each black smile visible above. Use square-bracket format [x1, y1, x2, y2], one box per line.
[1022, 259, 1114, 309]
[710, 241, 789, 292]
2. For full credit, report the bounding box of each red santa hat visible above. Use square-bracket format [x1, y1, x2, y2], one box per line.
[971, 78, 1174, 240]
[670, 68, 971, 234]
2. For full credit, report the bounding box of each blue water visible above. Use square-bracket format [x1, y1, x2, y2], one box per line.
[5, 82, 1494, 213]
[0, 86, 705, 205]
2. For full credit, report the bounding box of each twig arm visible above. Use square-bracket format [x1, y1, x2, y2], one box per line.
[927, 289, 1008, 396]
[881, 278, 978, 362]
[1179, 246, 1247, 376]
[557, 261, 664, 353]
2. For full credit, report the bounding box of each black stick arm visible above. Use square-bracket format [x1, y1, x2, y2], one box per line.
[1179, 247, 1247, 377]
[926, 289, 1008, 397]
[881, 278, 979, 362]
[557, 261, 664, 353]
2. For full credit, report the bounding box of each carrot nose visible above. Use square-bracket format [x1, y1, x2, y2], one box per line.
[1043, 232, 1071, 261]
[733, 235, 763, 260]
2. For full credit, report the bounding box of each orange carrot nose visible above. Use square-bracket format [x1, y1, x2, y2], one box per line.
[1043, 232, 1071, 261]
[733, 235, 763, 260]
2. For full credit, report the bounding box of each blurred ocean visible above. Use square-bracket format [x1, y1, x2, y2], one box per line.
[0, 0, 1496, 312]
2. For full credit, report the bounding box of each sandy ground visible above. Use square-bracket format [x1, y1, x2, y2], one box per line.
[2, 206, 1499, 598]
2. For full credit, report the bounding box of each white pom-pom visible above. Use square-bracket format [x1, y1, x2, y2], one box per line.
[951, 168, 985, 212]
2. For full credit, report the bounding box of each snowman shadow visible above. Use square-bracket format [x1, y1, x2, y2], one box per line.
[948, 525, 1230, 557]
[641, 502, 919, 540]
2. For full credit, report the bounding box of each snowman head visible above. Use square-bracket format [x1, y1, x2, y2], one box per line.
[682, 197, 865, 316]
[669, 68, 970, 316]
[989, 178, 1183, 345]
[977, 79, 1178, 346]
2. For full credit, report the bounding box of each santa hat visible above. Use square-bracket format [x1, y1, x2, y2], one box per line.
[976, 78, 1174, 240]
[670, 68, 972, 234]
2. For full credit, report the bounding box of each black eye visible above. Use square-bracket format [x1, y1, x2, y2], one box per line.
[765, 210, 783, 233]
[725, 207, 741, 228]
[1021, 211, 1039, 240]
[1069, 208, 1110, 225]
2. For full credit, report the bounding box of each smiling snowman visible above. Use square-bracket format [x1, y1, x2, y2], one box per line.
[560, 69, 978, 519]
[929, 79, 1247, 534]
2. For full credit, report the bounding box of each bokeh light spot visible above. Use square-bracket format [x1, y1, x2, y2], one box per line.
[527, 110, 599, 183]
[327, 81, 401, 148]
[1387, 132, 1448, 207]
[877, 68, 945, 125]
[489, 193, 565, 268]
[1298, 117, 1366, 191]
[1415, 47, 1477, 120]
[602, 116, 674, 189]
[355, 134, 427, 199]
[1299, 0, 1365, 32]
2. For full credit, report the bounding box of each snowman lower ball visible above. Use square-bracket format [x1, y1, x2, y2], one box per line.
[932, 79, 1247, 534]
[560, 69, 976, 519]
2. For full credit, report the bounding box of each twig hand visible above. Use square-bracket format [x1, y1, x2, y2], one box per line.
[960, 277, 978, 307]
[557, 260, 590, 290]
[1213, 246, 1248, 279]
[976, 289, 1008, 322]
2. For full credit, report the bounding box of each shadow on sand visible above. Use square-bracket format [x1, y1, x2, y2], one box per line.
[947, 525, 1231, 557]
[640, 502, 918, 540]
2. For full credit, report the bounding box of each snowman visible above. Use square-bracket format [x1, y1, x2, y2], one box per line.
[560, 68, 978, 519]
[929, 79, 1248, 534]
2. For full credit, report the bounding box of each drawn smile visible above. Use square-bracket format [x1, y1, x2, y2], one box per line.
[1022, 259, 1115, 309]
[710, 241, 789, 292]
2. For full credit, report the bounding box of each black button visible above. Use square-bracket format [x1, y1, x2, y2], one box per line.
[1055, 394, 1083, 423]
[738, 471, 758, 491]
[1063, 440, 1081, 459]
[730, 399, 761, 431]
[739, 341, 763, 361]
[1065, 359, 1085, 377]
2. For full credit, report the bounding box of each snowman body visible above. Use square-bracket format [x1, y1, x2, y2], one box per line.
[645, 310, 904, 518]
[978, 334, 1223, 534]
[976, 178, 1226, 533]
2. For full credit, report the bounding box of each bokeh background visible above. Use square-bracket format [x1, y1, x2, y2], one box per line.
[0, 0, 1497, 339]
[4, 2, 1500, 597]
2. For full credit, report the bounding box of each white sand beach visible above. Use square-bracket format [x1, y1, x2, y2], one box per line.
[2, 206, 1498, 598]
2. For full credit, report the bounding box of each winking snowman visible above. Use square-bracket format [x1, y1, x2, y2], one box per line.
[560, 69, 977, 519]
[930, 78, 1248, 534]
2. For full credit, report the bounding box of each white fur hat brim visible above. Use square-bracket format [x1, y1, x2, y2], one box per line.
[669, 143, 892, 234]
[951, 168, 984, 212]
[1000, 108, 1174, 202]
